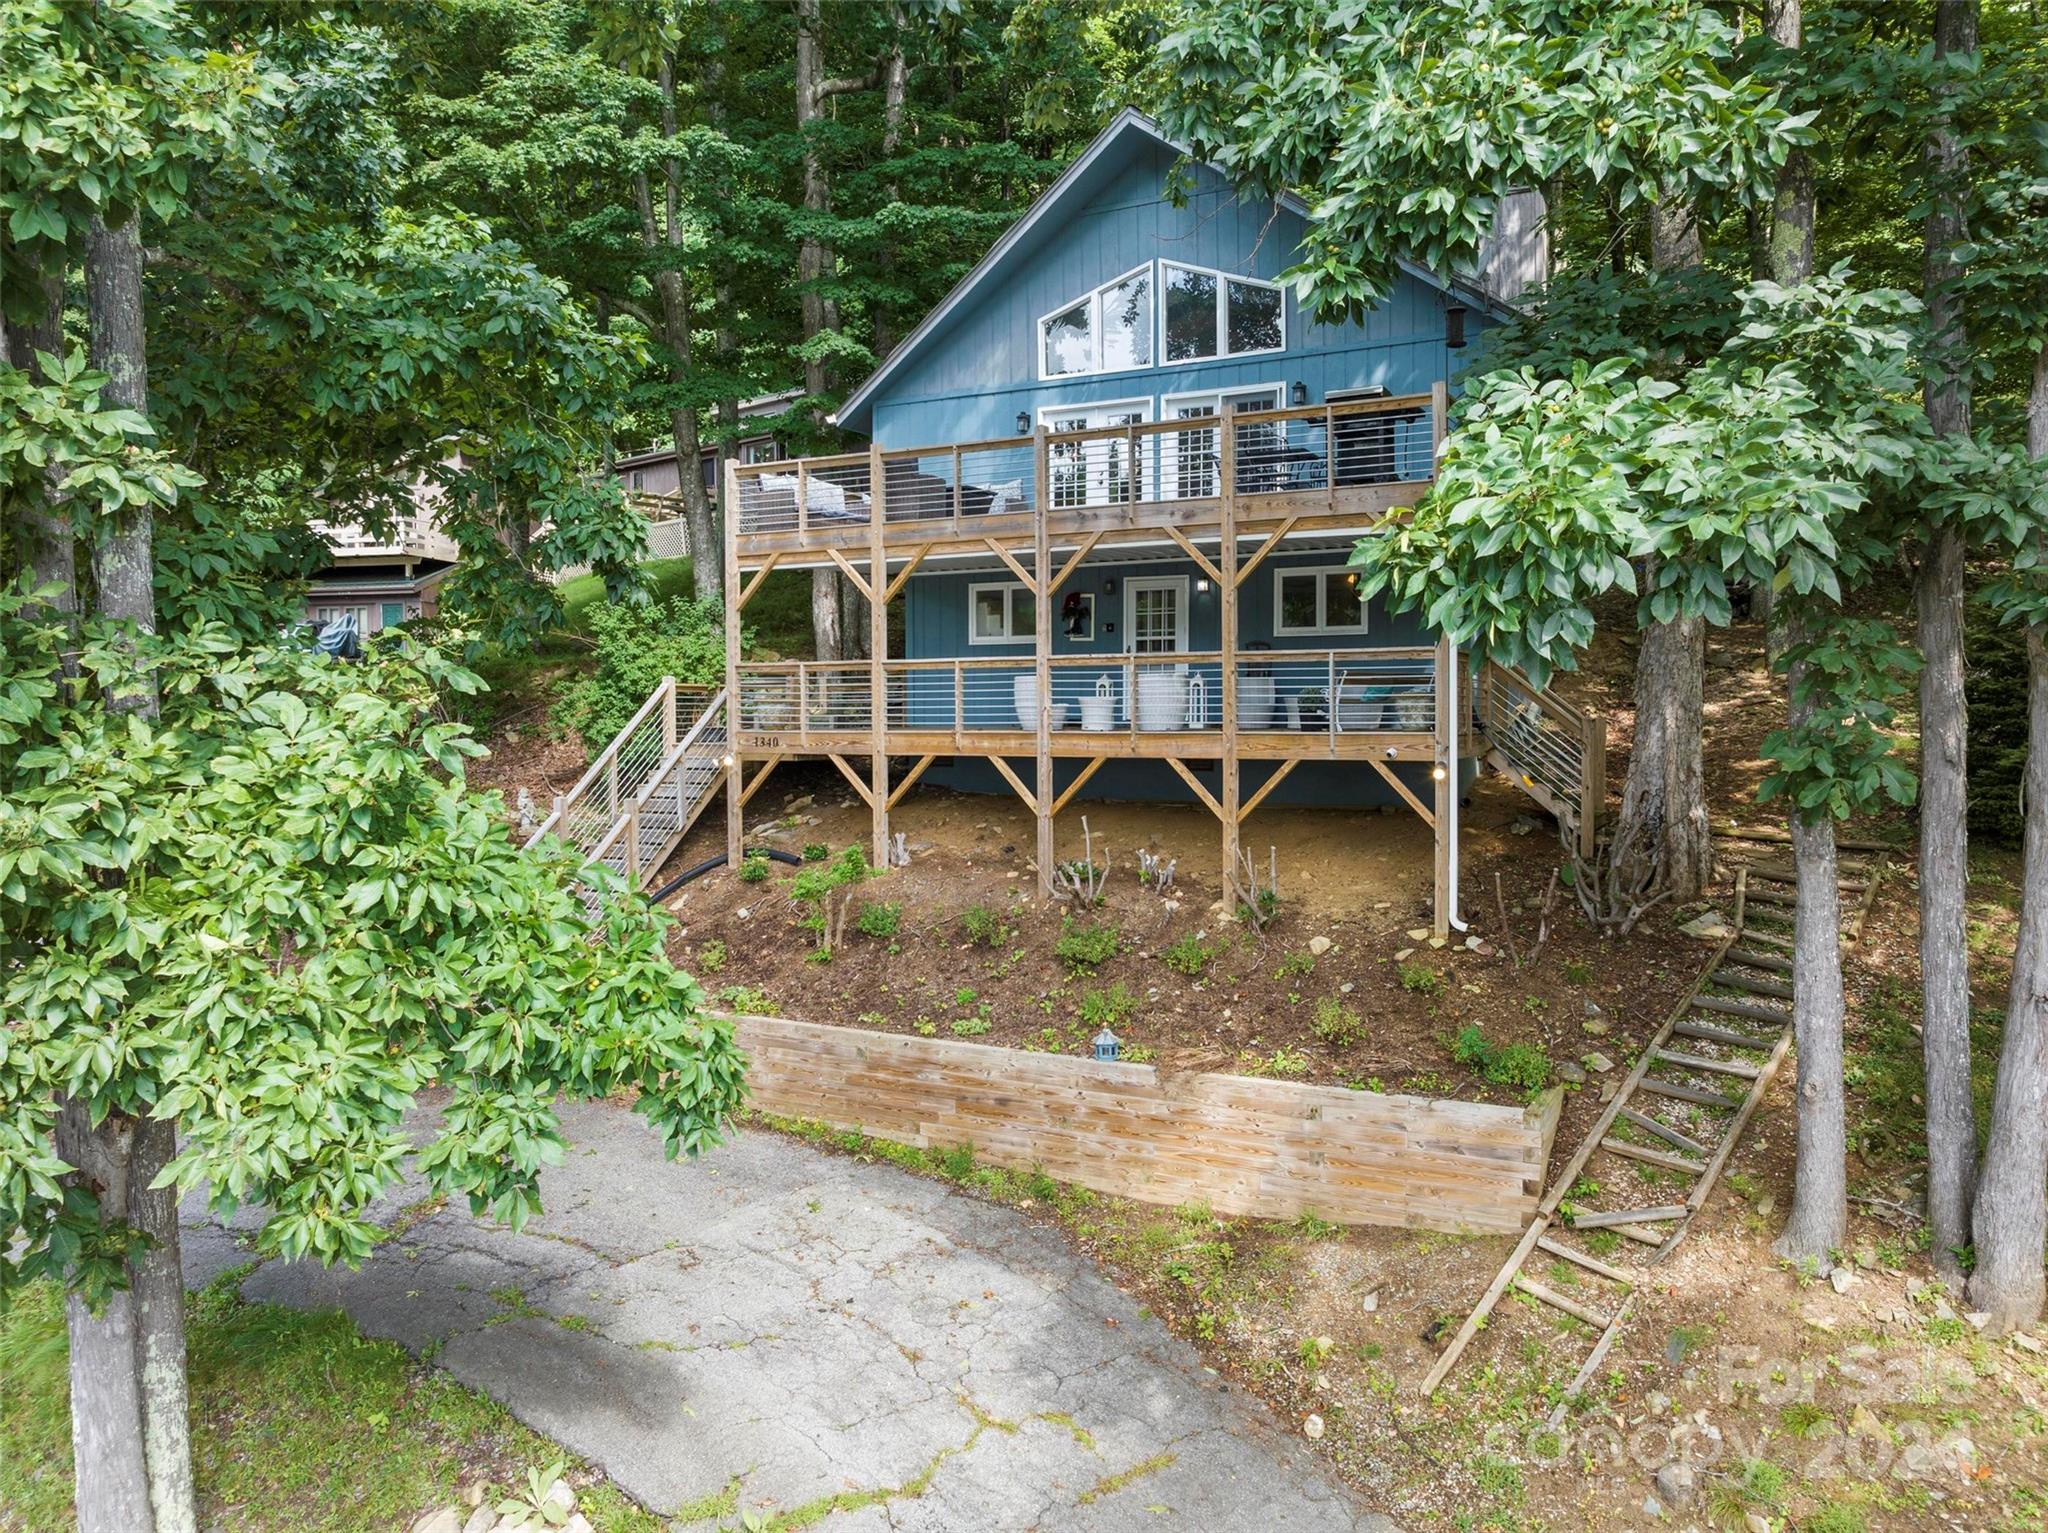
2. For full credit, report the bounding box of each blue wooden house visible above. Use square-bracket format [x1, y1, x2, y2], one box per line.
[713, 109, 1601, 934]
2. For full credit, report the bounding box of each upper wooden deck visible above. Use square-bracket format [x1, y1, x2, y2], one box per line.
[729, 388, 1446, 566]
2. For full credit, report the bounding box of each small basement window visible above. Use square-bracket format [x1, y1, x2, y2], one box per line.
[969, 582, 1037, 644]
[1273, 565, 1368, 637]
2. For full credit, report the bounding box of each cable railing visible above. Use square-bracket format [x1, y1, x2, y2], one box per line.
[1473, 661, 1603, 845]
[729, 392, 1440, 537]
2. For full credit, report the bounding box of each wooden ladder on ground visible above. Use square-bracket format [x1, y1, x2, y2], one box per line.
[1472, 660, 1607, 860]
[524, 677, 729, 892]
[1419, 870, 1815, 1421]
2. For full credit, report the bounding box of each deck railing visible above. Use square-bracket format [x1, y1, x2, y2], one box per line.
[734, 647, 1438, 742]
[729, 392, 1438, 537]
[1473, 660, 1606, 855]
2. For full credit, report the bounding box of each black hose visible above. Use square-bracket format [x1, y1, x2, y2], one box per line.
[646, 846, 801, 904]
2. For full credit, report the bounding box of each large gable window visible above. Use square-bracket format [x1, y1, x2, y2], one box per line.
[1039, 265, 1153, 379]
[1163, 262, 1285, 364]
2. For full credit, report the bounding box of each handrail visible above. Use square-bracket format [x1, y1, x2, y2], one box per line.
[531, 675, 675, 844]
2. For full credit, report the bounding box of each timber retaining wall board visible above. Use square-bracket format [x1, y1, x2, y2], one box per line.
[722, 1014, 1561, 1234]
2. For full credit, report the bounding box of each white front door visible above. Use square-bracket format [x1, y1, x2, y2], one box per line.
[1124, 575, 1189, 654]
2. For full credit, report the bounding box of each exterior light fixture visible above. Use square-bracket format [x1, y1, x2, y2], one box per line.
[1291, 380, 1308, 406]
[1102, 577, 1117, 595]
[1016, 410, 1031, 435]
[1092, 1027, 1122, 1062]
[1195, 577, 1212, 594]
[1432, 764, 1448, 781]
[1445, 303, 1468, 350]
[720, 753, 735, 768]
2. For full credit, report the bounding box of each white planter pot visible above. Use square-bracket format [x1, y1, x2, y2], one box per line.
[1135, 669, 1187, 732]
[1012, 674, 1069, 730]
[1237, 670, 1275, 729]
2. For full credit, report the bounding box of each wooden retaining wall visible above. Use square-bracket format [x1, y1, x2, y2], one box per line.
[726, 1014, 1564, 1235]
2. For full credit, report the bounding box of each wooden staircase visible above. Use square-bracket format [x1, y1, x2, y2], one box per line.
[524, 678, 729, 892]
[1472, 659, 1606, 858]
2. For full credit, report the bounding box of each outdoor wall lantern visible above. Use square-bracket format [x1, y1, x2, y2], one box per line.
[1102, 576, 1118, 595]
[1445, 303, 1468, 350]
[1092, 1028, 1122, 1062]
[1195, 577, 1212, 594]
[1016, 410, 1031, 435]
[1290, 380, 1308, 406]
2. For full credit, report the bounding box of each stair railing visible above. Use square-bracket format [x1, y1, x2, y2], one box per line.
[1473, 660, 1606, 857]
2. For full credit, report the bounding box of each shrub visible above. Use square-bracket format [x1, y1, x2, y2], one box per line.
[1079, 984, 1139, 1030]
[961, 903, 1005, 947]
[790, 845, 871, 950]
[1055, 918, 1120, 971]
[555, 595, 733, 754]
[854, 901, 902, 939]
[1452, 1024, 1492, 1068]
[737, 854, 770, 883]
[802, 842, 830, 862]
[696, 938, 727, 973]
[1160, 933, 1217, 977]
[1452, 1026, 1552, 1091]
[1397, 961, 1445, 995]
[1310, 997, 1362, 1047]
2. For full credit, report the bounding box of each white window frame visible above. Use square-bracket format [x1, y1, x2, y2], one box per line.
[1036, 263, 1156, 382]
[1124, 574, 1191, 655]
[1159, 261, 1287, 368]
[967, 580, 1036, 646]
[1158, 384, 1283, 499]
[1272, 563, 1370, 638]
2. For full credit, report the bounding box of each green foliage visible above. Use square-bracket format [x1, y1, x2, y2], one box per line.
[1397, 962, 1445, 996]
[961, 903, 1006, 947]
[1452, 1026, 1552, 1091]
[556, 596, 731, 754]
[802, 842, 831, 862]
[1759, 620, 1921, 824]
[737, 854, 770, 884]
[789, 845, 871, 951]
[0, 593, 747, 1289]
[1159, 932, 1218, 977]
[1964, 600, 2031, 845]
[949, 1018, 992, 1038]
[695, 939, 726, 974]
[1273, 950, 1315, 980]
[1310, 997, 1362, 1047]
[1078, 984, 1139, 1031]
[853, 900, 901, 940]
[1452, 1025, 1493, 1070]
[1055, 918, 1121, 972]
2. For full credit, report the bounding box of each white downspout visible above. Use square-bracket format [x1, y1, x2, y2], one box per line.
[1446, 641, 1467, 931]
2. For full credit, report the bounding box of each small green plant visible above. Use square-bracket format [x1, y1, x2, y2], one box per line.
[1292, 1211, 1341, 1240]
[695, 938, 727, 974]
[1079, 984, 1139, 1029]
[1056, 917, 1121, 971]
[802, 842, 830, 861]
[1452, 1025, 1491, 1068]
[950, 1017, 992, 1037]
[1397, 961, 1445, 995]
[1563, 959, 1593, 985]
[737, 853, 770, 883]
[1160, 932, 1218, 977]
[1297, 1334, 1334, 1370]
[1310, 996, 1363, 1047]
[1801, 1505, 1867, 1533]
[1273, 950, 1316, 980]
[854, 900, 902, 939]
[716, 984, 774, 1015]
[962, 903, 1005, 947]
[790, 844, 871, 951]
[493, 1460, 572, 1529]
[954, 985, 978, 1007]
[1451, 1026, 1551, 1090]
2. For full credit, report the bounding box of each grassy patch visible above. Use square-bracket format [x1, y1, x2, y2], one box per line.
[0, 1276, 660, 1533]
[1076, 1450, 1177, 1506]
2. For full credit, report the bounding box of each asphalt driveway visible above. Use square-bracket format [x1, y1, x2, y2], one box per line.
[183, 1100, 1392, 1530]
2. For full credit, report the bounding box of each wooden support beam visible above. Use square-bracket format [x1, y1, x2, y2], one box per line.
[1368, 756, 1435, 828]
[886, 753, 938, 810]
[1432, 633, 1454, 940]
[735, 551, 782, 611]
[1049, 532, 1103, 596]
[827, 547, 873, 603]
[723, 461, 746, 869]
[1217, 421, 1241, 890]
[739, 755, 783, 807]
[986, 753, 1039, 816]
[882, 542, 937, 604]
[985, 537, 1035, 589]
[1162, 525, 1222, 587]
[1032, 429, 1054, 896]
[1049, 756, 1105, 818]
[1237, 758, 1299, 823]
[827, 752, 875, 807]
[869, 443, 890, 870]
[1233, 516, 1298, 588]
[1166, 756, 1225, 821]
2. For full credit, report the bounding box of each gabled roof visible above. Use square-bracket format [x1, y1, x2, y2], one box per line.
[832, 108, 1520, 433]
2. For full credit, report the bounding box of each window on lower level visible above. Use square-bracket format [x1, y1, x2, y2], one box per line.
[1274, 566, 1368, 636]
[969, 582, 1036, 644]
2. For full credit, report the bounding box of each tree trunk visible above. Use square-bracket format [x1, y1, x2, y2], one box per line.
[1966, 341, 2048, 1331]
[1614, 605, 1712, 897]
[1773, 649, 1849, 1266]
[1915, 0, 1980, 1285]
[812, 567, 843, 663]
[872, 8, 909, 358]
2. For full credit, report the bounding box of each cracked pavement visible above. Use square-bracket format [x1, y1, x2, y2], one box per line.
[182, 1099, 1395, 1530]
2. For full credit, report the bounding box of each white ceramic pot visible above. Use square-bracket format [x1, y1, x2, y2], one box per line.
[1079, 677, 1116, 731]
[1012, 674, 1069, 730]
[1135, 669, 1187, 732]
[1237, 669, 1275, 729]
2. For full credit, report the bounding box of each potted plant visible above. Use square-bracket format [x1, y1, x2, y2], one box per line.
[1296, 686, 1328, 729]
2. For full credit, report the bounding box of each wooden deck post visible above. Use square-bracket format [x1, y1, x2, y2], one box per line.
[723, 460, 745, 871]
[869, 445, 890, 869]
[1033, 426, 1054, 896]
[1218, 413, 1241, 889]
[1433, 633, 1454, 939]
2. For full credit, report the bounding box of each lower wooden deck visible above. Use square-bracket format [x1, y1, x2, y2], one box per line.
[733, 728, 1456, 762]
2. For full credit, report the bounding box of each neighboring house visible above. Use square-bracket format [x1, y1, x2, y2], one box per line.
[305, 489, 459, 638]
[612, 389, 801, 501]
[705, 109, 1600, 934]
